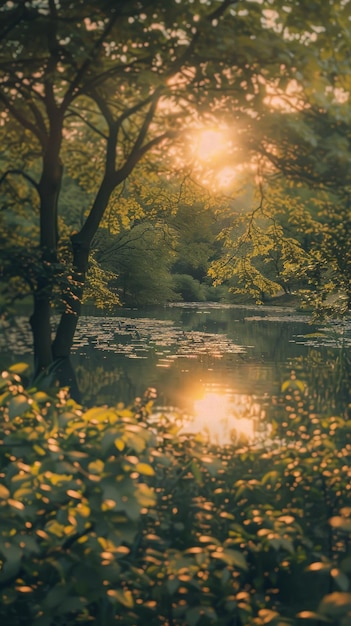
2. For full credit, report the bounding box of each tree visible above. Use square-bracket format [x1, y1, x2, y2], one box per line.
[93, 220, 178, 306]
[208, 0, 351, 312]
[88, 168, 229, 305]
[210, 168, 351, 314]
[1, 0, 345, 386]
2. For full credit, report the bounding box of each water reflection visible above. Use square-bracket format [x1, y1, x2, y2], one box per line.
[178, 347, 351, 447]
[153, 384, 275, 447]
[1, 304, 350, 426]
[192, 391, 259, 445]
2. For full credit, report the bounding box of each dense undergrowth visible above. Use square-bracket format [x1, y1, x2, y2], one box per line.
[0, 364, 351, 625]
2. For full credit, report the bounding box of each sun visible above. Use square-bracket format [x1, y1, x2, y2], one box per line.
[196, 129, 227, 161]
[188, 126, 239, 190]
[216, 165, 237, 188]
[195, 129, 227, 161]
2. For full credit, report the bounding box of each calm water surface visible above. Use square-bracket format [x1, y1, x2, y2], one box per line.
[2, 303, 349, 427]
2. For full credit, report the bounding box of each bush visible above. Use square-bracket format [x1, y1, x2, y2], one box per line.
[0, 365, 351, 625]
[172, 274, 206, 302]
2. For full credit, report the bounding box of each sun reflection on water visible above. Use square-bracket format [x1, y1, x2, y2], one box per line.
[190, 390, 266, 445]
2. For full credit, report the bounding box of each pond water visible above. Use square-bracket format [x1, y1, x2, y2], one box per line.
[2, 303, 350, 443]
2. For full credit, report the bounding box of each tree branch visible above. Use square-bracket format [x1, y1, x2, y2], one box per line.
[0, 168, 40, 193]
[165, 0, 239, 79]
[115, 89, 165, 179]
[0, 2, 29, 42]
[116, 129, 176, 184]
[79, 54, 154, 96]
[66, 107, 108, 140]
[0, 92, 47, 147]
[42, 0, 61, 117]
[96, 225, 156, 262]
[61, 10, 121, 110]
[115, 92, 156, 127]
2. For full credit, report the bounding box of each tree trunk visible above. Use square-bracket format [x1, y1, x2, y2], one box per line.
[30, 295, 53, 374]
[53, 177, 116, 354]
[51, 236, 90, 359]
[30, 153, 62, 376]
[50, 177, 115, 400]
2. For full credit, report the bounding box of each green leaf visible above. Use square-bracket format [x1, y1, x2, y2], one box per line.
[261, 470, 279, 486]
[0, 545, 22, 582]
[166, 578, 180, 595]
[190, 460, 203, 485]
[8, 362, 30, 374]
[297, 611, 330, 622]
[8, 394, 31, 419]
[108, 588, 134, 608]
[186, 607, 203, 626]
[121, 498, 141, 521]
[318, 592, 351, 617]
[329, 516, 351, 533]
[211, 548, 247, 570]
[88, 460, 104, 475]
[0, 484, 10, 500]
[43, 585, 68, 609]
[135, 462, 155, 476]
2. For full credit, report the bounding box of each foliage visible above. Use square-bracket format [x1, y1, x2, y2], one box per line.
[285, 345, 351, 415]
[1, 363, 351, 625]
[205, 0, 351, 315]
[210, 176, 351, 313]
[89, 174, 227, 306]
[172, 273, 207, 302]
[82, 253, 121, 311]
[2, 0, 350, 373]
[93, 221, 179, 307]
[170, 199, 222, 282]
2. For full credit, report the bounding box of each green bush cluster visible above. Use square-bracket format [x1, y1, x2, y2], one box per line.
[0, 365, 351, 625]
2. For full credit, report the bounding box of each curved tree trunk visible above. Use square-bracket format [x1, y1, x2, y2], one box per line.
[51, 236, 89, 360]
[52, 177, 115, 361]
[47, 177, 116, 401]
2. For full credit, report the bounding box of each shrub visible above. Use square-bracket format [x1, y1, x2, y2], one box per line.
[172, 274, 206, 302]
[0, 365, 351, 625]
